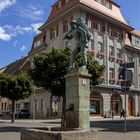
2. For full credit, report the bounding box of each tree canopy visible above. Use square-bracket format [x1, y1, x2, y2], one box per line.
[30, 48, 104, 97]
[0, 73, 33, 101]
[0, 73, 33, 122]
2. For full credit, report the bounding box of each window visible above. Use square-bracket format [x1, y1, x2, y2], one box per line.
[132, 35, 140, 47]
[41, 35, 47, 45]
[97, 20, 105, 33]
[95, 0, 112, 9]
[1, 103, 3, 110]
[109, 68, 115, 79]
[63, 16, 73, 33]
[117, 48, 122, 58]
[41, 99, 44, 111]
[34, 40, 41, 48]
[93, 17, 98, 30]
[108, 25, 113, 37]
[127, 55, 133, 63]
[61, 0, 66, 6]
[108, 24, 123, 40]
[50, 24, 59, 40]
[106, 0, 112, 9]
[91, 39, 94, 50]
[5, 102, 7, 110]
[16, 103, 20, 110]
[109, 45, 114, 56]
[63, 19, 69, 32]
[58, 1, 61, 8]
[86, 15, 93, 29]
[98, 42, 103, 52]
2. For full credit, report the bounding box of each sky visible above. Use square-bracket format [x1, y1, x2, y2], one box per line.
[0, 0, 140, 68]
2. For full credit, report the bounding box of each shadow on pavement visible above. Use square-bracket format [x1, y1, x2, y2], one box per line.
[0, 126, 23, 133]
[90, 119, 140, 133]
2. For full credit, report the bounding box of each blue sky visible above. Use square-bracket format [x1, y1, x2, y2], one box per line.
[0, 0, 140, 68]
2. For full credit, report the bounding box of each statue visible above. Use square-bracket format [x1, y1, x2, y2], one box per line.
[64, 18, 93, 69]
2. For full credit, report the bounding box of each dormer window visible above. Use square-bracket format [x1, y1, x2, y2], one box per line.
[106, 0, 112, 9]
[95, 0, 112, 9]
[58, 1, 61, 8]
[61, 0, 66, 6]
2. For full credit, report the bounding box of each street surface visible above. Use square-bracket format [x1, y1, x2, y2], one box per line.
[0, 117, 140, 140]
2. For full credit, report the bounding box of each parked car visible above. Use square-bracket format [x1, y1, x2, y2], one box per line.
[18, 109, 30, 119]
[0, 112, 3, 117]
[10, 109, 30, 119]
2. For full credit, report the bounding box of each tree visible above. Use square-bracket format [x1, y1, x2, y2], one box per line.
[30, 48, 71, 97]
[30, 48, 104, 117]
[0, 73, 33, 122]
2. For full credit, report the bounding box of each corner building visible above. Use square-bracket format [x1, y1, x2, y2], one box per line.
[29, 0, 140, 117]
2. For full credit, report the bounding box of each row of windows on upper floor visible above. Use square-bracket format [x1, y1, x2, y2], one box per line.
[96, 44, 136, 64]
[49, 14, 124, 41]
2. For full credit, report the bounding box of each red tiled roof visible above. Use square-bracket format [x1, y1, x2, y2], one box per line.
[39, 0, 131, 31]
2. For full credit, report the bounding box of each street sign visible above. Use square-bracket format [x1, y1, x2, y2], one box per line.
[121, 81, 132, 87]
[118, 69, 133, 81]
[120, 62, 134, 68]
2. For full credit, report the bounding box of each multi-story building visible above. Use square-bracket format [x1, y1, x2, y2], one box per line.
[1, 0, 140, 118]
[29, 0, 140, 117]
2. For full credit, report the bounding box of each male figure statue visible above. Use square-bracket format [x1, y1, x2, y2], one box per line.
[64, 18, 93, 69]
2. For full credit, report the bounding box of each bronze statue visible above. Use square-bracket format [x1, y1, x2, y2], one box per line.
[64, 18, 93, 69]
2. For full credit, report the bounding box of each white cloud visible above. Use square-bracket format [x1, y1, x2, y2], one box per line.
[0, 22, 43, 41]
[3, 25, 32, 37]
[31, 22, 43, 33]
[20, 5, 44, 20]
[0, 0, 16, 13]
[20, 45, 27, 51]
[0, 27, 11, 41]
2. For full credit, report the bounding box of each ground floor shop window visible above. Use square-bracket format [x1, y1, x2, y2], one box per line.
[128, 96, 133, 116]
[90, 92, 103, 115]
[111, 94, 122, 116]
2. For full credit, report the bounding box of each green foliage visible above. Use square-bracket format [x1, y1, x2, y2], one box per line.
[30, 48, 71, 96]
[0, 73, 33, 101]
[30, 48, 104, 97]
[87, 51, 104, 86]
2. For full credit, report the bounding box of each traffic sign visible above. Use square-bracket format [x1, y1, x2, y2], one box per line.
[121, 81, 132, 87]
[121, 87, 130, 92]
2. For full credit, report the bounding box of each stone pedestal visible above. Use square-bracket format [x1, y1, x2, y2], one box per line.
[65, 68, 91, 129]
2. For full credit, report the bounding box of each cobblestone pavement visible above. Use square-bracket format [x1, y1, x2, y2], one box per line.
[0, 117, 140, 140]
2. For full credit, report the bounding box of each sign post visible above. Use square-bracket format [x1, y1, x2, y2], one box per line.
[119, 62, 134, 133]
